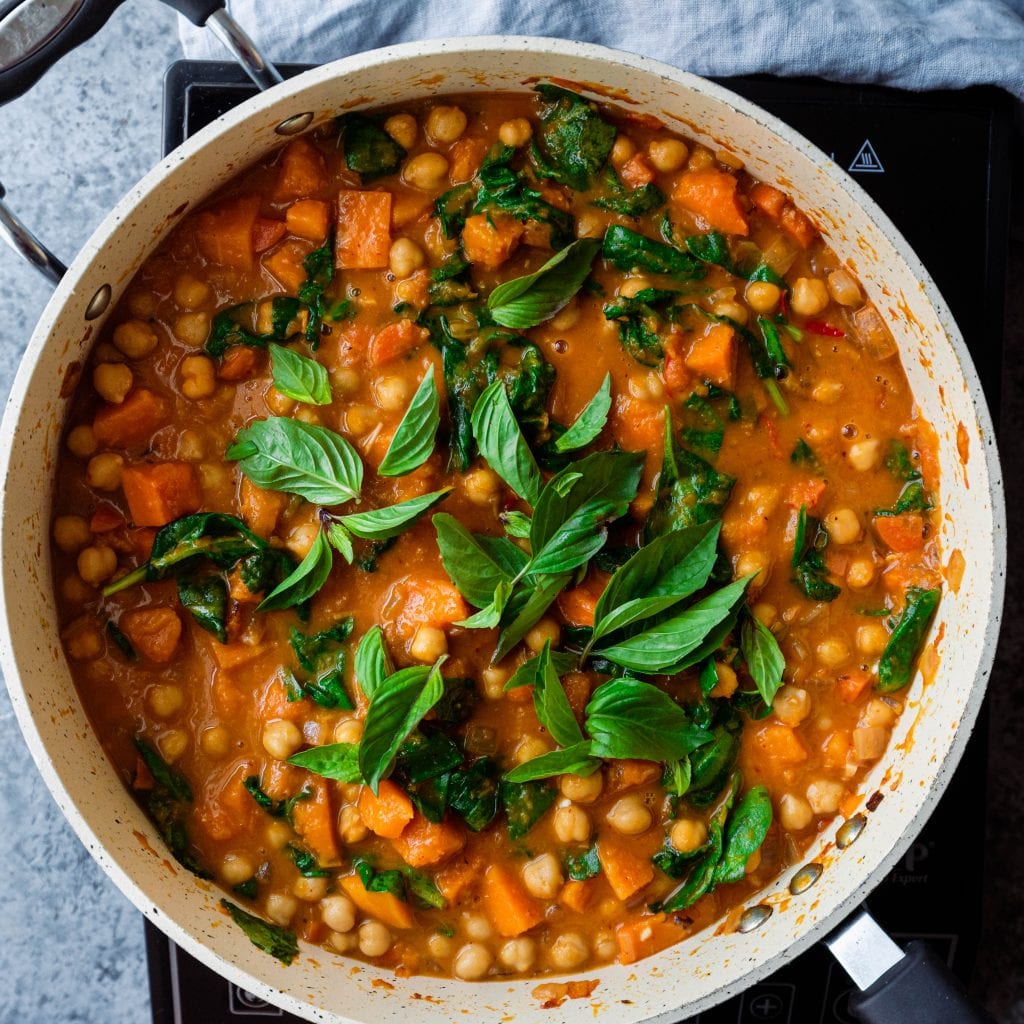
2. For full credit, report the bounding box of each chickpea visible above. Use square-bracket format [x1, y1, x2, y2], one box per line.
[670, 818, 708, 853]
[374, 374, 412, 412]
[773, 685, 811, 726]
[61, 576, 94, 605]
[825, 508, 861, 545]
[169, 273, 210, 310]
[790, 277, 830, 317]
[285, 521, 319, 560]
[752, 603, 777, 628]
[628, 372, 665, 403]
[707, 660, 739, 698]
[264, 820, 292, 851]
[806, 779, 845, 815]
[403, 152, 449, 190]
[112, 320, 159, 359]
[65, 626, 103, 661]
[77, 545, 117, 586]
[426, 105, 468, 144]
[221, 853, 255, 886]
[126, 290, 157, 319]
[462, 466, 500, 506]
[339, 804, 369, 844]
[86, 453, 123, 492]
[149, 684, 184, 718]
[388, 237, 426, 279]
[860, 697, 898, 729]
[618, 276, 653, 299]
[711, 299, 749, 325]
[499, 937, 536, 973]
[345, 403, 381, 435]
[846, 558, 876, 589]
[200, 725, 231, 757]
[93, 363, 133, 405]
[172, 311, 210, 346]
[481, 664, 510, 700]
[66, 424, 98, 459]
[610, 134, 637, 166]
[812, 379, 845, 404]
[266, 386, 297, 416]
[159, 729, 189, 762]
[384, 113, 417, 150]
[320, 895, 356, 933]
[607, 794, 653, 836]
[53, 515, 91, 554]
[735, 550, 771, 587]
[848, 438, 881, 471]
[559, 771, 603, 804]
[410, 625, 447, 662]
[262, 719, 303, 760]
[356, 919, 392, 957]
[525, 617, 561, 652]
[553, 802, 591, 844]
[548, 932, 588, 970]
[180, 354, 216, 400]
[594, 929, 617, 961]
[463, 913, 493, 941]
[334, 717, 363, 744]
[453, 942, 492, 980]
[294, 876, 328, 901]
[817, 637, 851, 669]
[427, 932, 454, 960]
[522, 853, 563, 899]
[647, 138, 689, 173]
[687, 147, 715, 172]
[328, 931, 357, 953]
[516, 736, 551, 764]
[779, 793, 813, 831]
[857, 621, 890, 657]
[828, 268, 863, 307]
[331, 366, 361, 395]
[746, 281, 781, 314]
[499, 117, 533, 148]
[266, 893, 297, 926]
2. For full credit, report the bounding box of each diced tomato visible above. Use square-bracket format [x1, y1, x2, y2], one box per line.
[803, 320, 845, 338]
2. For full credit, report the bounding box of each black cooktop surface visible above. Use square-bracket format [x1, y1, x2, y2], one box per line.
[148, 62, 1013, 1024]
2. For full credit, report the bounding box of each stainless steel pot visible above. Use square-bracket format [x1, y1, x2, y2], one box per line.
[0, 8, 1005, 1023]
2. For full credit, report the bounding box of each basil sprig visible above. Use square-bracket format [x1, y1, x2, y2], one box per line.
[259, 529, 334, 611]
[269, 344, 332, 406]
[487, 237, 600, 329]
[378, 366, 441, 477]
[739, 613, 785, 706]
[227, 417, 363, 505]
[471, 379, 544, 505]
[353, 625, 392, 700]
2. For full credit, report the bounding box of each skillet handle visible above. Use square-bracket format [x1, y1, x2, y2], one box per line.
[848, 941, 995, 1024]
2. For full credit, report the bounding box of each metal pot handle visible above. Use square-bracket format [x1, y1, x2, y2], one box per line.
[826, 907, 995, 1023]
[0, 0, 282, 280]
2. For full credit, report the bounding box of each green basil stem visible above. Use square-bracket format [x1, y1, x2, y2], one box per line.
[764, 379, 789, 417]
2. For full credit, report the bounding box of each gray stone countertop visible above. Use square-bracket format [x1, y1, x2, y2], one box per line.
[0, 9, 1021, 1023]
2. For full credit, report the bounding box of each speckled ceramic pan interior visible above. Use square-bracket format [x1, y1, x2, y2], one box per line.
[0, 37, 1005, 1023]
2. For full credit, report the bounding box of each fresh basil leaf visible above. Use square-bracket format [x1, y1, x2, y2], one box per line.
[352, 626, 390, 703]
[378, 366, 441, 476]
[740, 613, 785, 707]
[525, 497, 627, 577]
[593, 576, 751, 672]
[500, 778, 557, 840]
[551, 373, 612, 453]
[658, 586, 748, 675]
[455, 579, 512, 629]
[591, 522, 720, 643]
[711, 785, 772, 885]
[287, 742, 362, 782]
[585, 678, 712, 762]
[325, 521, 354, 562]
[493, 573, 573, 662]
[227, 417, 363, 506]
[503, 741, 601, 783]
[338, 112, 405, 180]
[502, 510, 533, 539]
[663, 758, 693, 799]
[433, 513, 520, 609]
[359, 660, 446, 793]
[504, 649, 578, 691]
[221, 899, 298, 964]
[530, 84, 616, 191]
[269, 344, 331, 406]
[602, 224, 705, 279]
[258, 529, 333, 611]
[340, 488, 450, 542]
[877, 586, 940, 693]
[471, 379, 543, 505]
[533, 641, 584, 748]
[487, 238, 601, 329]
